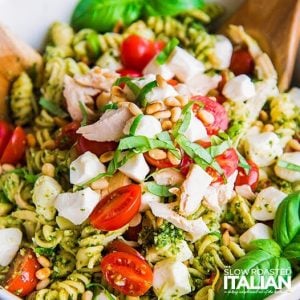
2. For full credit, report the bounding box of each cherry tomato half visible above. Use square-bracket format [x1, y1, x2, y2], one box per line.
[235, 160, 259, 191]
[0, 120, 13, 158]
[56, 121, 81, 149]
[101, 252, 153, 296]
[117, 68, 143, 78]
[76, 135, 118, 156]
[144, 152, 174, 169]
[120, 35, 160, 71]
[180, 154, 194, 176]
[229, 49, 254, 76]
[192, 96, 229, 135]
[90, 184, 141, 231]
[107, 240, 145, 261]
[1, 127, 26, 165]
[4, 248, 40, 297]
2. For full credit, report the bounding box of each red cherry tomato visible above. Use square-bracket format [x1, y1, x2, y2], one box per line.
[192, 96, 229, 135]
[235, 160, 259, 190]
[1, 127, 26, 165]
[101, 252, 153, 296]
[56, 121, 81, 149]
[117, 68, 142, 78]
[4, 248, 40, 297]
[90, 184, 141, 231]
[180, 154, 193, 176]
[107, 240, 145, 261]
[153, 40, 165, 52]
[76, 135, 118, 156]
[0, 120, 13, 158]
[229, 49, 254, 76]
[144, 152, 174, 169]
[121, 35, 159, 71]
[167, 79, 179, 86]
[206, 148, 239, 183]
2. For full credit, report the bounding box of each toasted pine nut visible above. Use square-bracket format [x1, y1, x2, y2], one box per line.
[36, 267, 51, 280]
[152, 110, 171, 119]
[167, 150, 181, 166]
[288, 139, 300, 151]
[111, 86, 126, 103]
[36, 278, 51, 290]
[101, 188, 110, 198]
[222, 230, 230, 246]
[42, 140, 56, 150]
[148, 149, 167, 160]
[129, 213, 142, 227]
[37, 256, 51, 268]
[96, 92, 111, 109]
[262, 124, 274, 132]
[171, 107, 182, 123]
[197, 110, 215, 125]
[259, 110, 269, 122]
[221, 223, 237, 235]
[146, 102, 163, 115]
[176, 95, 188, 106]
[169, 187, 180, 196]
[161, 120, 173, 130]
[26, 133, 37, 148]
[156, 74, 166, 87]
[41, 163, 55, 178]
[156, 217, 164, 228]
[164, 97, 181, 107]
[253, 120, 264, 128]
[2, 164, 15, 172]
[91, 178, 109, 190]
[100, 151, 115, 163]
[82, 290, 93, 300]
[128, 103, 143, 116]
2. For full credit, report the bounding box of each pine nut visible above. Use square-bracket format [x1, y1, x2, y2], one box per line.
[156, 217, 164, 228]
[2, 164, 15, 172]
[164, 97, 181, 107]
[36, 267, 51, 280]
[168, 187, 180, 196]
[197, 110, 215, 125]
[161, 120, 173, 130]
[167, 150, 181, 166]
[146, 102, 163, 115]
[253, 120, 264, 128]
[152, 110, 171, 119]
[42, 140, 56, 150]
[91, 178, 109, 190]
[288, 139, 300, 151]
[36, 278, 51, 290]
[171, 107, 182, 123]
[101, 188, 110, 198]
[129, 213, 142, 227]
[259, 110, 269, 122]
[111, 86, 126, 103]
[221, 223, 237, 235]
[128, 103, 143, 116]
[82, 290, 93, 300]
[222, 230, 230, 246]
[26, 133, 37, 148]
[96, 92, 111, 109]
[37, 256, 51, 268]
[148, 149, 167, 160]
[100, 151, 115, 163]
[156, 74, 166, 87]
[175, 95, 188, 106]
[41, 163, 55, 178]
[262, 124, 274, 132]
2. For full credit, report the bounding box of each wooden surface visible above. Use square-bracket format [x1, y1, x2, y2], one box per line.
[220, 0, 300, 91]
[0, 24, 42, 120]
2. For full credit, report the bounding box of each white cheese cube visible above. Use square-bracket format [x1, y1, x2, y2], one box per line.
[70, 151, 106, 185]
[0, 228, 22, 266]
[288, 87, 300, 107]
[123, 115, 162, 138]
[244, 132, 283, 167]
[251, 187, 287, 221]
[180, 164, 213, 216]
[32, 175, 62, 220]
[274, 152, 300, 182]
[119, 153, 150, 183]
[184, 113, 208, 142]
[140, 192, 161, 212]
[55, 187, 100, 225]
[223, 74, 256, 102]
[239, 223, 273, 250]
[143, 56, 175, 80]
[132, 74, 156, 88]
[146, 84, 178, 103]
[214, 35, 233, 70]
[153, 258, 192, 299]
[167, 47, 205, 82]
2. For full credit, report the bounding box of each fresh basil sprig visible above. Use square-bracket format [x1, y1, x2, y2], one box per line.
[114, 77, 141, 96]
[145, 182, 173, 197]
[129, 114, 143, 136]
[136, 80, 157, 107]
[156, 38, 179, 65]
[277, 160, 300, 172]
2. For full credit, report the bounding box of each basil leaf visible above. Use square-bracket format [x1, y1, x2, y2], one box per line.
[39, 98, 68, 118]
[283, 235, 300, 260]
[100, 103, 118, 112]
[277, 160, 300, 172]
[145, 182, 173, 197]
[114, 77, 141, 96]
[9, 168, 39, 184]
[172, 101, 194, 137]
[237, 151, 250, 174]
[207, 140, 231, 157]
[81, 172, 108, 186]
[156, 131, 172, 142]
[107, 150, 137, 174]
[249, 239, 282, 257]
[86, 31, 101, 58]
[273, 192, 300, 248]
[136, 80, 157, 107]
[79, 101, 88, 126]
[129, 114, 143, 136]
[35, 247, 55, 257]
[71, 0, 143, 32]
[215, 250, 292, 300]
[156, 38, 179, 65]
[144, 0, 204, 17]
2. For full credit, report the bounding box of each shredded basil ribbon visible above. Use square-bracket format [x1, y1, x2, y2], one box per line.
[156, 38, 179, 65]
[39, 98, 68, 118]
[100, 102, 118, 112]
[145, 182, 173, 197]
[237, 152, 250, 174]
[172, 101, 194, 137]
[136, 80, 158, 107]
[208, 140, 231, 157]
[129, 114, 143, 136]
[114, 77, 141, 96]
[79, 101, 88, 126]
[278, 160, 300, 172]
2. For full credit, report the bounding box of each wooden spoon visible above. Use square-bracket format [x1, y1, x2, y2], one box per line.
[219, 0, 300, 92]
[0, 24, 42, 120]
